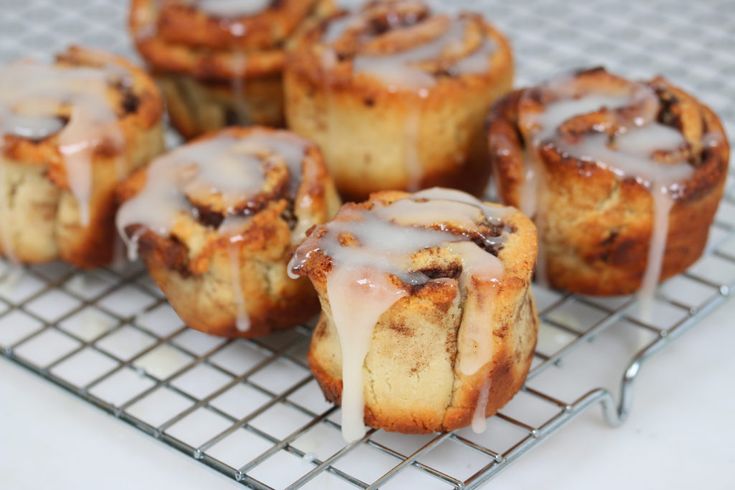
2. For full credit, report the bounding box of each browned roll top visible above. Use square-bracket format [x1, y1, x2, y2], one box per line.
[293, 0, 506, 91]
[487, 67, 729, 296]
[130, 0, 329, 79]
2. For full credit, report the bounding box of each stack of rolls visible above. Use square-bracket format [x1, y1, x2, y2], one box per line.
[0, 46, 164, 268]
[285, 0, 514, 200]
[116, 127, 341, 338]
[0, 0, 723, 445]
[129, 0, 334, 139]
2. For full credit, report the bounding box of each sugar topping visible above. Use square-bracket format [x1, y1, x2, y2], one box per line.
[289, 187, 513, 441]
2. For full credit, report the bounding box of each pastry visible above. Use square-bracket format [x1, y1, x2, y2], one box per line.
[289, 188, 537, 438]
[284, 0, 514, 200]
[117, 127, 340, 338]
[487, 67, 729, 297]
[129, 0, 334, 139]
[0, 46, 164, 268]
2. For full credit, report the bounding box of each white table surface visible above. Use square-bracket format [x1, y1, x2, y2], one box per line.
[2, 297, 733, 490]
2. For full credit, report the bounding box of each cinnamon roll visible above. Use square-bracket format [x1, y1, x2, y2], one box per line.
[289, 188, 537, 438]
[0, 46, 164, 268]
[284, 0, 514, 201]
[488, 67, 729, 298]
[117, 127, 340, 338]
[129, 0, 334, 139]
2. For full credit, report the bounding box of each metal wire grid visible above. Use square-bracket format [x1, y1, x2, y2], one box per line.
[0, 0, 734, 488]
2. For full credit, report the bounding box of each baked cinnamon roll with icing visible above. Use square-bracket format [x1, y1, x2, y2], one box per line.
[0, 46, 164, 268]
[289, 188, 537, 439]
[117, 127, 340, 338]
[129, 0, 334, 139]
[488, 67, 729, 299]
[285, 0, 513, 200]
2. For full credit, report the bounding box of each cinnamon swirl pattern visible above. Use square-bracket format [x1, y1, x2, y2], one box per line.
[488, 67, 730, 298]
[290, 188, 537, 439]
[117, 127, 340, 338]
[129, 0, 334, 139]
[0, 46, 164, 268]
[285, 0, 513, 200]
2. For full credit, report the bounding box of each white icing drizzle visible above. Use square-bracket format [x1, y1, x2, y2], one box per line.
[352, 18, 467, 91]
[196, 0, 270, 18]
[289, 188, 512, 441]
[0, 61, 125, 235]
[472, 376, 492, 433]
[520, 75, 693, 300]
[117, 131, 307, 331]
[328, 265, 408, 442]
[227, 239, 251, 332]
[323, 10, 496, 90]
[231, 52, 248, 121]
[638, 187, 673, 319]
[519, 148, 548, 286]
[404, 104, 424, 191]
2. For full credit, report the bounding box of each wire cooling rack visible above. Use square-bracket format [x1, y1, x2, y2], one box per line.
[1, 0, 734, 488]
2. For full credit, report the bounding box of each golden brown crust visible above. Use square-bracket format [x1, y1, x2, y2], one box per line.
[118, 126, 341, 338]
[284, 1, 514, 201]
[309, 289, 537, 433]
[0, 45, 165, 268]
[488, 68, 729, 295]
[129, 0, 334, 138]
[301, 190, 538, 434]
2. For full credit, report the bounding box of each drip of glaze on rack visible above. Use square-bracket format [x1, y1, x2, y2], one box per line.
[517, 75, 694, 313]
[0, 61, 128, 263]
[318, 0, 496, 191]
[116, 130, 307, 332]
[289, 187, 513, 441]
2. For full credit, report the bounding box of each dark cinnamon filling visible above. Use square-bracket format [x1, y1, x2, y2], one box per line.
[113, 79, 140, 115]
[409, 219, 511, 282]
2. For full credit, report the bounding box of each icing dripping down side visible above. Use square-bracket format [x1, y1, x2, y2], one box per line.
[327, 265, 407, 441]
[404, 104, 424, 192]
[289, 188, 512, 441]
[472, 376, 492, 433]
[638, 188, 674, 319]
[231, 52, 248, 122]
[227, 241, 250, 332]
